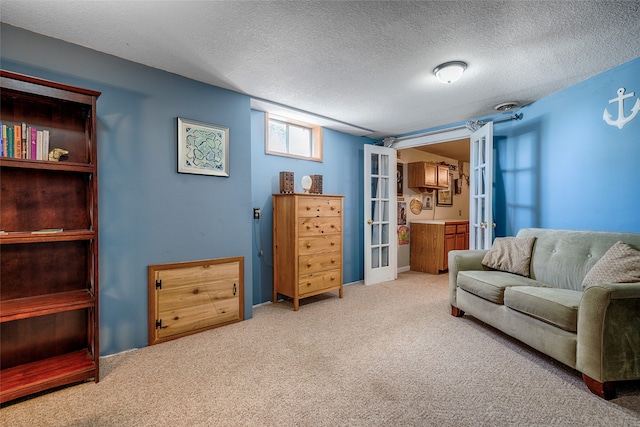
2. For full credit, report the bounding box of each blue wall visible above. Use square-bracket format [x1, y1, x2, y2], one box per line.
[491, 56, 640, 235]
[251, 110, 370, 305]
[1, 25, 254, 355]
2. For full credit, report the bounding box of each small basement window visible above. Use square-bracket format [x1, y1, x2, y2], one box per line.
[266, 113, 322, 162]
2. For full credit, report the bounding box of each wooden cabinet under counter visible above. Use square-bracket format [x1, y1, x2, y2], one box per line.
[273, 194, 344, 310]
[410, 221, 469, 274]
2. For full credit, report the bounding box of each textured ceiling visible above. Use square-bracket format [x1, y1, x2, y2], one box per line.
[2, 1, 639, 139]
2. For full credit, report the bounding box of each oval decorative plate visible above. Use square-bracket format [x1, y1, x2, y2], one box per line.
[409, 198, 422, 215]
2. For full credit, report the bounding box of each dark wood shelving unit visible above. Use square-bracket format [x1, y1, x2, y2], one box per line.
[0, 70, 101, 404]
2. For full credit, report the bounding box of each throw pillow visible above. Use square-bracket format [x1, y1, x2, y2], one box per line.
[582, 241, 640, 288]
[481, 236, 537, 277]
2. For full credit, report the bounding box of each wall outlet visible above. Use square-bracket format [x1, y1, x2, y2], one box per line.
[253, 208, 260, 219]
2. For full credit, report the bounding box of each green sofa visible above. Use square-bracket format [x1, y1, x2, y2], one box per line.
[448, 228, 640, 399]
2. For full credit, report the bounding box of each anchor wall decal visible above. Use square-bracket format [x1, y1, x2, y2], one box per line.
[603, 87, 640, 129]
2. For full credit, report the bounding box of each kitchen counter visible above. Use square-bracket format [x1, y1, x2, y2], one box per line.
[411, 219, 468, 225]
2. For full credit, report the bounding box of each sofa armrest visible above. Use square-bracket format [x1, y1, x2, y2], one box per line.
[448, 249, 488, 308]
[576, 282, 640, 384]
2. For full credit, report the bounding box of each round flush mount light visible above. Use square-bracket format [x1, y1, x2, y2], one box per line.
[494, 101, 520, 111]
[433, 61, 467, 84]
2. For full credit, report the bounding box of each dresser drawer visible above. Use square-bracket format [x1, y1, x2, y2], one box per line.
[298, 235, 342, 255]
[456, 224, 468, 233]
[298, 216, 342, 236]
[445, 225, 457, 235]
[298, 197, 342, 217]
[299, 269, 342, 295]
[299, 252, 341, 274]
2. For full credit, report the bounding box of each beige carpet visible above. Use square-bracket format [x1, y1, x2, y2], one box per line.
[2, 272, 639, 426]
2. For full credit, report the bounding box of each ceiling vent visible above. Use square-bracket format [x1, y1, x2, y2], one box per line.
[494, 102, 519, 111]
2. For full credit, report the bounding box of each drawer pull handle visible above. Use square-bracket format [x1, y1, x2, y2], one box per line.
[307, 262, 312, 267]
[307, 282, 312, 286]
[330, 206, 335, 210]
[307, 243, 312, 248]
[306, 225, 311, 229]
[306, 206, 311, 210]
[330, 242, 335, 246]
[331, 259, 335, 263]
[331, 276, 335, 281]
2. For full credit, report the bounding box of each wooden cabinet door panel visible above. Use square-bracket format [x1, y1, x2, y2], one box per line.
[149, 257, 243, 345]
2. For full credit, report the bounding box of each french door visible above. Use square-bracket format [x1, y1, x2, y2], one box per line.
[363, 144, 397, 285]
[469, 122, 494, 249]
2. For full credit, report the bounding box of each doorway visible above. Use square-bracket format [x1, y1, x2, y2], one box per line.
[394, 128, 472, 272]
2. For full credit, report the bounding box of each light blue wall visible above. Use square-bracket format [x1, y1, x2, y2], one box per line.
[251, 110, 371, 305]
[491, 56, 640, 235]
[1, 25, 254, 355]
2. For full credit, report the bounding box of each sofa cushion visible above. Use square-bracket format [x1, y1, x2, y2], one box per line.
[457, 270, 548, 304]
[581, 241, 640, 288]
[504, 287, 582, 332]
[482, 236, 536, 277]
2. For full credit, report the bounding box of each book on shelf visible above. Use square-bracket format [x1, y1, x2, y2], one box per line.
[14, 124, 21, 159]
[0, 123, 52, 160]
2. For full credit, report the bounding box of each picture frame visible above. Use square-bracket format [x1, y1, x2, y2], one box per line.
[177, 117, 229, 177]
[421, 192, 433, 210]
[437, 173, 454, 206]
[397, 163, 404, 196]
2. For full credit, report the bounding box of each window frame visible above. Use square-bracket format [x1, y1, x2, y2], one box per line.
[265, 113, 323, 162]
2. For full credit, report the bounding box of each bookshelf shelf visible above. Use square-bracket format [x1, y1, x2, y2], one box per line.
[0, 157, 94, 172]
[0, 350, 96, 404]
[0, 290, 95, 322]
[0, 69, 100, 404]
[0, 230, 95, 244]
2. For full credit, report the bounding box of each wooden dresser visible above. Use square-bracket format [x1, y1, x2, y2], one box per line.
[272, 194, 344, 310]
[410, 220, 469, 274]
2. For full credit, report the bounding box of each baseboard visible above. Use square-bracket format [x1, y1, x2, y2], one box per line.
[398, 266, 411, 273]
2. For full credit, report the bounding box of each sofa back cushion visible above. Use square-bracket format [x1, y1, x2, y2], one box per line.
[516, 228, 640, 291]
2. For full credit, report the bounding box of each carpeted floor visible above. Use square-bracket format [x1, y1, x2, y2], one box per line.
[2, 271, 639, 426]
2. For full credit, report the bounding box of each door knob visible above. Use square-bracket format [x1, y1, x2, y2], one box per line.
[367, 219, 373, 225]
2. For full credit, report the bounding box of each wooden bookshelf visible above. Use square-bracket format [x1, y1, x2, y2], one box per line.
[0, 70, 101, 404]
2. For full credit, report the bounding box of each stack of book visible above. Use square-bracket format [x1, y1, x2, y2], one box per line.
[1, 123, 50, 160]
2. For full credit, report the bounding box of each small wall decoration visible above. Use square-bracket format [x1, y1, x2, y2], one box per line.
[422, 192, 433, 210]
[409, 198, 422, 215]
[603, 87, 640, 129]
[178, 117, 229, 176]
[436, 173, 453, 206]
[397, 163, 404, 195]
[398, 201, 407, 225]
[398, 225, 410, 245]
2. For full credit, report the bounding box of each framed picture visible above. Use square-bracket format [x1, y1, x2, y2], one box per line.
[421, 192, 433, 210]
[177, 117, 229, 176]
[397, 163, 404, 196]
[398, 201, 407, 225]
[437, 173, 454, 206]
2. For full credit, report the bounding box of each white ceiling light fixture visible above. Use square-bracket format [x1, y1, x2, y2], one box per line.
[433, 61, 468, 84]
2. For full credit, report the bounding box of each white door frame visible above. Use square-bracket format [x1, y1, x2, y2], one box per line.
[469, 123, 494, 249]
[364, 144, 397, 285]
